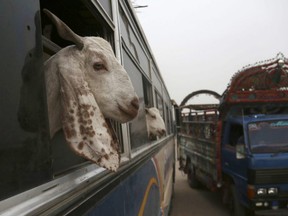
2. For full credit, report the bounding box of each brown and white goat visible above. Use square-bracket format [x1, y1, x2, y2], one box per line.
[43, 10, 139, 171]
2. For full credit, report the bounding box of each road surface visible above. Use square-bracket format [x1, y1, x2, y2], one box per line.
[170, 163, 229, 216]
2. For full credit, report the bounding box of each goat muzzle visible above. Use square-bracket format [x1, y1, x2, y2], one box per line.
[118, 96, 139, 120]
[131, 97, 140, 110]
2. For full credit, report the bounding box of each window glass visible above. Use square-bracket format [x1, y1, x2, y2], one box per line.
[248, 120, 288, 153]
[152, 67, 162, 93]
[98, 0, 112, 19]
[119, 8, 150, 76]
[165, 104, 171, 134]
[155, 90, 164, 118]
[41, 0, 112, 44]
[123, 49, 149, 149]
[229, 124, 244, 147]
[111, 120, 124, 153]
[0, 0, 52, 201]
[143, 77, 153, 107]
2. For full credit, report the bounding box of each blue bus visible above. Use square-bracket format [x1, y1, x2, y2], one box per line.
[0, 0, 176, 215]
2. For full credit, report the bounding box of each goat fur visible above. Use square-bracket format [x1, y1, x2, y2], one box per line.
[44, 9, 139, 171]
[145, 107, 166, 140]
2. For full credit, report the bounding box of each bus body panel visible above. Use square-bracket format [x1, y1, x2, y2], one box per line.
[0, 0, 176, 215]
[85, 139, 174, 216]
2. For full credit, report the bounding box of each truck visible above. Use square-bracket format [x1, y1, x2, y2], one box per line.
[177, 53, 288, 215]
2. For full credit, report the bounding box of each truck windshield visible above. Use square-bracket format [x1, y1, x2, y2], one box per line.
[248, 120, 288, 153]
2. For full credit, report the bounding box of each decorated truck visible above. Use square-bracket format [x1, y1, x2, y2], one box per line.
[178, 53, 288, 215]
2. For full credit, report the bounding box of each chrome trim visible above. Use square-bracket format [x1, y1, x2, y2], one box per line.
[0, 164, 106, 216]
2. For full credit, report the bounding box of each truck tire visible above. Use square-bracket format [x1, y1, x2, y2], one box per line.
[229, 185, 246, 216]
[187, 166, 200, 189]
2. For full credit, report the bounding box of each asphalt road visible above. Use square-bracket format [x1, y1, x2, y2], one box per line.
[170, 163, 229, 216]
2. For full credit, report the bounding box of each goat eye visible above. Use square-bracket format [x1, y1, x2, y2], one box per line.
[151, 115, 156, 119]
[93, 62, 106, 71]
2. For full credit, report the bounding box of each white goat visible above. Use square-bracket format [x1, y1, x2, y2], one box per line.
[43, 10, 139, 171]
[145, 107, 166, 140]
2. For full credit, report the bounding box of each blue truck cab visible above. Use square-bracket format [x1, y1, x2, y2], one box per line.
[222, 113, 288, 215]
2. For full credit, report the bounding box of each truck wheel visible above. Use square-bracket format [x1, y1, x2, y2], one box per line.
[187, 166, 200, 189]
[229, 185, 246, 216]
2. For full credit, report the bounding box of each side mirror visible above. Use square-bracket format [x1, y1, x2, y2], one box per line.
[236, 143, 245, 159]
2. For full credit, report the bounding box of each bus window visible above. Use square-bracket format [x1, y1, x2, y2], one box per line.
[40, 0, 113, 51]
[123, 49, 149, 150]
[165, 103, 172, 134]
[143, 76, 153, 107]
[119, 7, 150, 76]
[155, 90, 164, 118]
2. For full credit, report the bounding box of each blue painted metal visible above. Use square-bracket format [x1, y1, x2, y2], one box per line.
[222, 114, 288, 211]
[86, 159, 161, 216]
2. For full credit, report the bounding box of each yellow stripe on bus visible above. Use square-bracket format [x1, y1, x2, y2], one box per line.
[138, 177, 159, 216]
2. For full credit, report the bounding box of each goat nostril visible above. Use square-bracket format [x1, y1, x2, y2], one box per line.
[131, 97, 139, 110]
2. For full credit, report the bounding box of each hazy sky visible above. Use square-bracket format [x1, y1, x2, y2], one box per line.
[134, 0, 288, 105]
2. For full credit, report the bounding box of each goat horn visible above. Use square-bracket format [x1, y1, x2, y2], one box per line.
[43, 9, 84, 50]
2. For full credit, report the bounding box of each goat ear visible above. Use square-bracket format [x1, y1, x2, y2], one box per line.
[43, 9, 84, 50]
[58, 71, 120, 171]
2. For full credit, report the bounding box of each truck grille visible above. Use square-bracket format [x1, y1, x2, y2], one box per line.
[248, 169, 288, 184]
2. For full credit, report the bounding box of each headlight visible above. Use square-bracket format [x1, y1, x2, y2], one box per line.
[257, 188, 267, 195]
[256, 187, 278, 196]
[268, 188, 278, 195]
